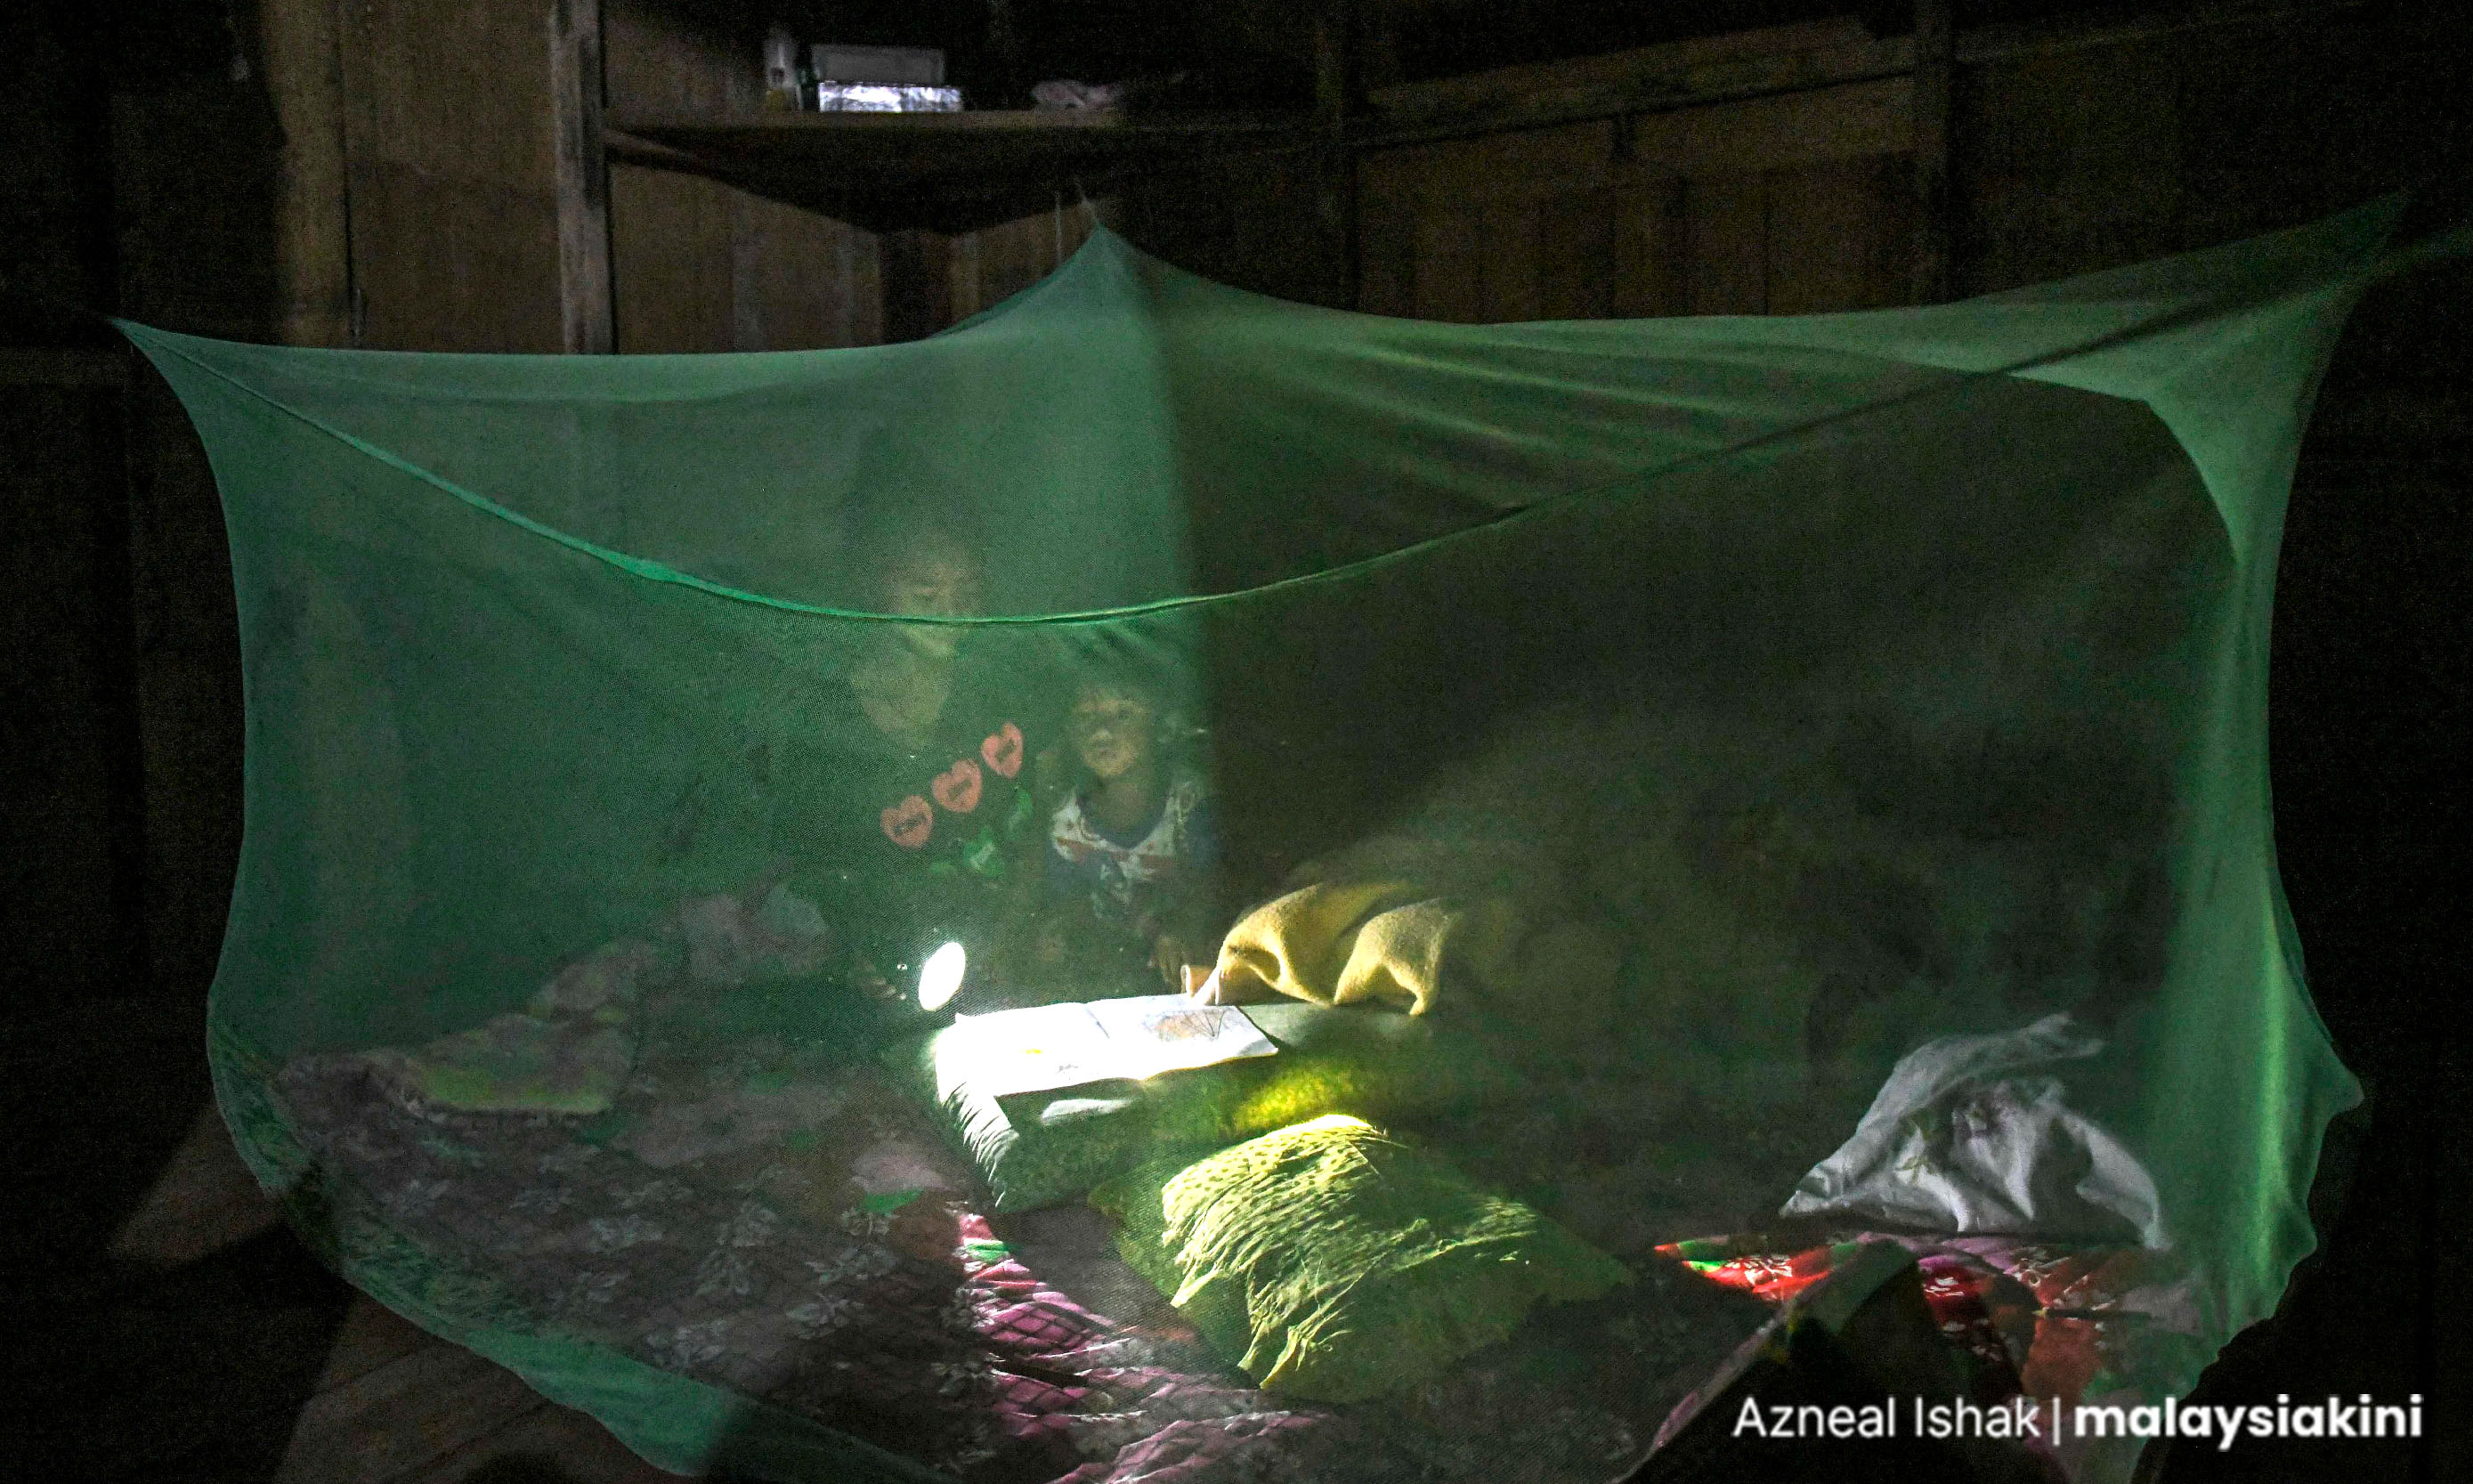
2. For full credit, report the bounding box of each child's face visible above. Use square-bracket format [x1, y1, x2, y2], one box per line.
[1070, 686, 1156, 781]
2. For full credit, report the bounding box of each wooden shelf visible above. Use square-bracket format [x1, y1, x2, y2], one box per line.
[605, 109, 1320, 232]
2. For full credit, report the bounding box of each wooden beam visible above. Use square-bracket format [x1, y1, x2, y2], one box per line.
[1911, 0, 1955, 304]
[550, 0, 615, 353]
[605, 110, 1318, 234]
[1956, 0, 2361, 65]
[260, 0, 353, 345]
[1359, 19, 1909, 148]
[1354, 2, 2357, 150]
[1622, 77, 1913, 177]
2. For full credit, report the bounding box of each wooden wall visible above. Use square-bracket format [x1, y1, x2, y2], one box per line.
[603, 0, 883, 352]
[1347, 6, 2460, 322]
[329, 0, 568, 352]
[945, 205, 1110, 321]
[609, 174, 882, 350]
[1358, 77, 1920, 323]
[1113, 149, 1354, 309]
[1952, 9, 2462, 296]
[242, 0, 890, 356]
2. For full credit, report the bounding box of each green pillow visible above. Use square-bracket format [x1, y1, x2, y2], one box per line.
[1091, 1115, 1631, 1402]
[887, 1001, 1521, 1212]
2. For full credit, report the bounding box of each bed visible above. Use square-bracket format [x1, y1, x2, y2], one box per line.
[254, 973, 2198, 1484]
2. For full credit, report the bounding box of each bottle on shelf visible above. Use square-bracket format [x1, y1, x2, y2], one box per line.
[763, 25, 802, 111]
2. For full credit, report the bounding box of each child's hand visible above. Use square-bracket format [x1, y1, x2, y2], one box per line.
[1183, 961, 1284, 1005]
[1151, 934, 1207, 989]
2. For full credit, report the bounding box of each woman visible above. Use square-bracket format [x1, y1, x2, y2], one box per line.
[774, 512, 1059, 1014]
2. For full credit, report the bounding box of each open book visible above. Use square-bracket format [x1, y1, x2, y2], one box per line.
[945, 995, 1277, 1099]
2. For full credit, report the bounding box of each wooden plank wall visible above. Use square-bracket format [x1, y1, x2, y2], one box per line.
[260, 0, 354, 347]
[865, 146, 1352, 336]
[220, 3, 2473, 349]
[1950, 11, 2454, 296]
[1358, 77, 1920, 321]
[1115, 149, 1355, 309]
[602, 0, 881, 352]
[1353, 8, 2451, 321]
[918, 150, 1347, 334]
[333, 0, 567, 352]
[256, 0, 886, 355]
[607, 170, 883, 351]
[1359, 120, 1613, 321]
[945, 205, 1109, 322]
[251, 4, 2454, 357]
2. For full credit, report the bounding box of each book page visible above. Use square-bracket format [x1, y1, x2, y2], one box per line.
[952, 995, 1276, 1099]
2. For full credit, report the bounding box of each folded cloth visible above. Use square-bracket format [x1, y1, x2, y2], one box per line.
[1214, 878, 1433, 1010]
[1092, 1114, 1632, 1402]
[1210, 867, 1621, 1042]
[1031, 78, 1123, 110]
[1780, 1012, 2169, 1247]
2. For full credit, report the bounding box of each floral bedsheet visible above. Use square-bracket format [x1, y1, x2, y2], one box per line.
[271, 1029, 1779, 1484]
[257, 909, 2204, 1484]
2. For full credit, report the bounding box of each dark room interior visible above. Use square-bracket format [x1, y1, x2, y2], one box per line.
[2, 3, 2465, 1482]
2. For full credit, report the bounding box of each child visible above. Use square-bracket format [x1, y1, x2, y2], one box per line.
[1042, 669, 1220, 989]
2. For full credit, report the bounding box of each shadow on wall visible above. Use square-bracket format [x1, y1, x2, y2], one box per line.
[1, 0, 265, 1026]
[2, 4, 290, 1480]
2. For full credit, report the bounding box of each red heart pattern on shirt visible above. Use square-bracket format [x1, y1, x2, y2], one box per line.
[881, 794, 934, 848]
[931, 758, 984, 814]
[982, 722, 1024, 779]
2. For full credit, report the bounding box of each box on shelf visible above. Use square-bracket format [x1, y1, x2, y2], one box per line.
[815, 83, 963, 113]
[813, 45, 945, 85]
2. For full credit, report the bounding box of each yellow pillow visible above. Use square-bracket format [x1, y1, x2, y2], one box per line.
[1091, 1115, 1630, 1402]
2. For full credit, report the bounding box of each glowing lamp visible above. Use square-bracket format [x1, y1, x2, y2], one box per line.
[918, 941, 967, 1011]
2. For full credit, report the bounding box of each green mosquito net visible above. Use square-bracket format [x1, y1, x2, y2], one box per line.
[122, 198, 2429, 1484]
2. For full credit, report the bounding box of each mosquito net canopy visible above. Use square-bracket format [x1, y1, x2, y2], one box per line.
[123, 199, 2426, 1484]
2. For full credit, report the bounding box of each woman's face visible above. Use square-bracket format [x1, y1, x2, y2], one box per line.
[1070, 686, 1156, 782]
[880, 540, 982, 659]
